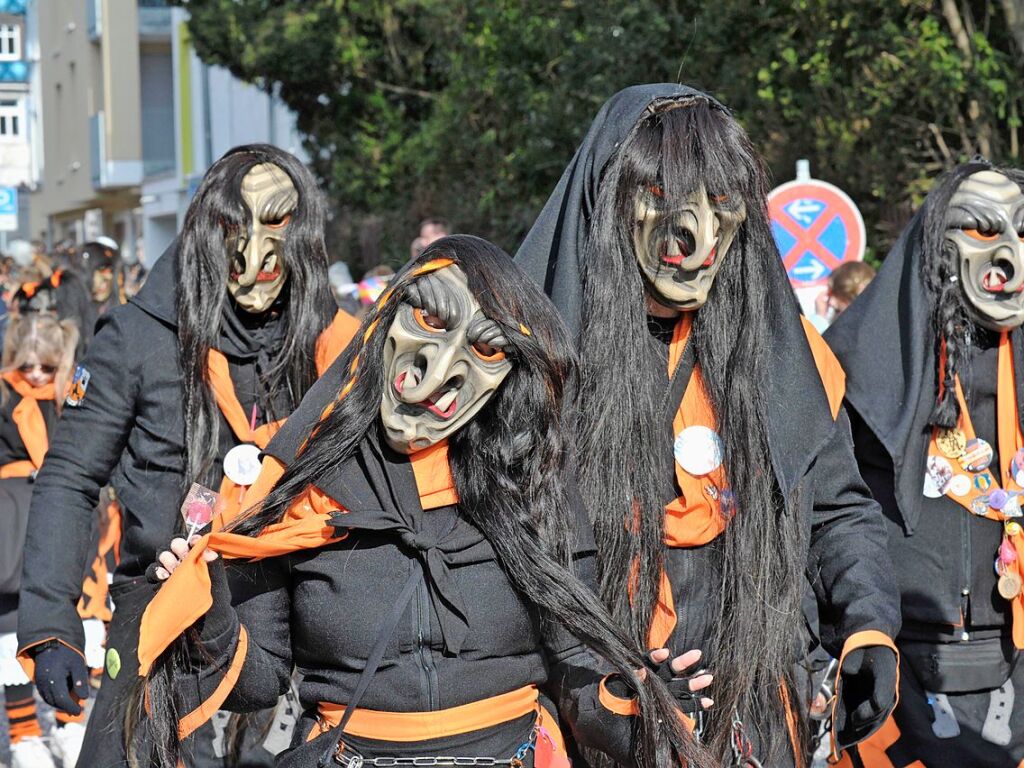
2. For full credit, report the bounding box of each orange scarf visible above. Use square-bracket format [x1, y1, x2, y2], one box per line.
[925, 332, 1024, 648]
[0, 371, 54, 478]
[648, 315, 846, 648]
[137, 440, 457, 736]
[210, 310, 360, 522]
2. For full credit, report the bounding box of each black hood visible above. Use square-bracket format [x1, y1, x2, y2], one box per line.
[513, 83, 837, 499]
[825, 162, 1024, 534]
[130, 238, 285, 361]
[130, 240, 179, 327]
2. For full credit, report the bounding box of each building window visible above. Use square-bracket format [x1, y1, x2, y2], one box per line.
[0, 24, 20, 61]
[0, 98, 22, 138]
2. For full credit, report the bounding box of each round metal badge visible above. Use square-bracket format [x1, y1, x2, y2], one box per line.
[923, 456, 954, 498]
[936, 428, 967, 459]
[961, 438, 994, 473]
[972, 496, 992, 516]
[223, 443, 263, 486]
[998, 571, 1023, 600]
[674, 426, 724, 477]
[949, 475, 971, 497]
[990, 489, 1010, 510]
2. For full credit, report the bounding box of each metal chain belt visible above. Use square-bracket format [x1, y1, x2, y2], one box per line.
[337, 758, 519, 766]
[333, 726, 537, 767]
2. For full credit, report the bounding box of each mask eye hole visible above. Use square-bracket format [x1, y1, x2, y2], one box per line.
[264, 213, 292, 230]
[471, 340, 506, 362]
[414, 307, 446, 333]
[963, 227, 1000, 241]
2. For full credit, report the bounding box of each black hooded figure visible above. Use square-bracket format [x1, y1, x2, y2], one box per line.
[515, 84, 902, 765]
[826, 161, 1024, 767]
[78, 237, 126, 317]
[128, 236, 716, 768]
[15, 144, 358, 768]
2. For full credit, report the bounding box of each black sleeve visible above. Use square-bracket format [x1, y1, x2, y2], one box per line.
[17, 310, 139, 655]
[173, 556, 294, 717]
[806, 407, 902, 656]
[541, 553, 638, 768]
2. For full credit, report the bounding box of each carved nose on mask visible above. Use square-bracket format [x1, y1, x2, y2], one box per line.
[991, 245, 1024, 294]
[235, 239, 271, 287]
[398, 347, 466, 404]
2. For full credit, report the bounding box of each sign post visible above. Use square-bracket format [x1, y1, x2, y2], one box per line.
[0, 187, 18, 234]
[767, 166, 866, 320]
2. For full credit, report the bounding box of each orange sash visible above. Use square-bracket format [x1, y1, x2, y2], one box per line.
[139, 437, 457, 738]
[648, 315, 846, 648]
[211, 310, 359, 523]
[925, 332, 1024, 649]
[0, 371, 53, 478]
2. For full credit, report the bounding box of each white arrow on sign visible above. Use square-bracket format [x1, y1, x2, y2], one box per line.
[791, 259, 828, 281]
[785, 198, 824, 227]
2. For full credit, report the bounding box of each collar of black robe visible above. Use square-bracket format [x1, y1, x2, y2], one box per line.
[315, 425, 491, 656]
[513, 82, 838, 501]
[824, 162, 1024, 535]
[130, 238, 287, 361]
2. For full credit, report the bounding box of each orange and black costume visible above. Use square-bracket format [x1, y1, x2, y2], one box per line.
[16, 243, 357, 767]
[0, 370, 57, 640]
[827, 162, 1024, 767]
[515, 84, 902, 764]
[138, 434, 646, 767]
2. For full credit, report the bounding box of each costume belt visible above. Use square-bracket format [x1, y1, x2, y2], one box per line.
[312, 685, 540, 743]
[0, 460, 36, 479]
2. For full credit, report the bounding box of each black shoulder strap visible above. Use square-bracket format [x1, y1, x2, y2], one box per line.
[317, 562, 424, 767]
[663, 337, 697, 424]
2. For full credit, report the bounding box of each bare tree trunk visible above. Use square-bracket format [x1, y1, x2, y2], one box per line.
[939, 0, 994, 158]
[1000, 0, 1024, 57]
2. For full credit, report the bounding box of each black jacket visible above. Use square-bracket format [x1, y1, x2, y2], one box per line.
[176, 434, 640, 766]
[17, 248, 318, 656]
[849, 337, 1009, 640]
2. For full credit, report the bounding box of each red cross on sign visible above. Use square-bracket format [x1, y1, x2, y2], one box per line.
[768, 179, 866, 286]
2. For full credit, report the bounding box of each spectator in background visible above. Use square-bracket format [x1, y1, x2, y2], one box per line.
[810, 260, 877, 331]
[410, 217, 451, 259]
[356, 264, 394, 317]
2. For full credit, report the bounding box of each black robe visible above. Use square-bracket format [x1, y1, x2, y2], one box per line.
[16, 242, 331, 768]
[514, 83, 901, 755]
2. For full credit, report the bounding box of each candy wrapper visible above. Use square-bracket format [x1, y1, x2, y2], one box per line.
[180, 483, 219, 539]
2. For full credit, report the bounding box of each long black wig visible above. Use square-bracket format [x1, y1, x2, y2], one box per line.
[131, 236, 714, 768]
[177, 144, 335, 491]
[575, 96, 809, 761]
[919, 159, 1024, 428]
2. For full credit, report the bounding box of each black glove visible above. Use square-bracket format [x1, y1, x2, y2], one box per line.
[32, 642, 90, 715]
[605, 653, 710, 716]
[834, 645, 897, 747]
[646, 651, 710, 716]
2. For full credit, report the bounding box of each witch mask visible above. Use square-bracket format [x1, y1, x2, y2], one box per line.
[227, 163, 297, 313]
[380, 265, 513, 454]
[633, 183, 746, 310]
[946, 170, 1024, 331]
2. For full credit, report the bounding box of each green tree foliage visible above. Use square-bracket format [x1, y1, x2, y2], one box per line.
[176, 0, 1023, 268]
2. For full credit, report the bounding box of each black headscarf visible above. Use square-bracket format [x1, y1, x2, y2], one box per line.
[514, 83, 836, 499]
[825, 161, 1024, 535]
